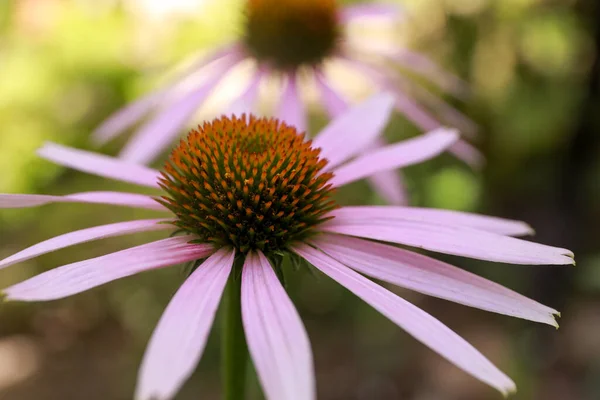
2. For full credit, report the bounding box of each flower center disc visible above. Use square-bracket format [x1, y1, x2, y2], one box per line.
[159, 115, 337, 254]
[243, 0, 341, 70]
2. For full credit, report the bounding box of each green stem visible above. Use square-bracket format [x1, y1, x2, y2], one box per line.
[221, 257, 248, 400]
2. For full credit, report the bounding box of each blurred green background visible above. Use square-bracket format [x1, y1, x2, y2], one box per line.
[1, 0, 599, 399]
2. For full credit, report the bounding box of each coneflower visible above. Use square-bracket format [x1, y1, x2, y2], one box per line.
[1, 101, 572, 399]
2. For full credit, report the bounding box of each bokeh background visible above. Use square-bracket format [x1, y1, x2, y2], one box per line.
[1, 0, 599, 399]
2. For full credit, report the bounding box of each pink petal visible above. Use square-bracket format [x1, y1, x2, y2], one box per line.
[328, 206, 534, 236]
[91, 90, 167, 146]
[367, 170, 407, 205]
[340, 56, 441, 132]
[0, 219, 171, 270]
[38, 142, 160, 188]
[135, 248, 235, 400]
[404, 80, 478, 138]
[3, 236, 212, 302]
[313, 70, 349, 118]
[313, 93, 395, 170]
[364, 137, 407, 205]
[383, 49, 470, 100]
[311, 234, 559, 326]
[449, 140, 485, 169]
[227, 66, 267, 116]
[120, 51, 245, 164]
[293, 243, 516, 396]
[330, 128, 459, 187]
[242, 251, 315, 400]
[343, 52, 479, 139]
[276, 73, 307, 133]
[91, 44, 240, 145]
[320, 218, 574, 265]
[0, 192, 166, 211]
[339, 4, 404, 23]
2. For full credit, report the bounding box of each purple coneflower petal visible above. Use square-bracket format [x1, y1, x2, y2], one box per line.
[449, 140, 485, 168]
[91, 90, 167, 146]
[0, 219, 171, 270]
[340, 56, 441, 132]
[380, 49, 470, 100]
[276, 73, 307, 133]
[313, 93, 395, 169]
[320, 219, 574, 265]
[227, 67, 267, 116]
[367, 169, 407, 204]
[393, 76, 477, 138]
[2, 236, 212, 302]
[0, 192, 166, 211]
[328, 206, 533, 237]
[313, 71, 349, 118]
[38, 142, 160, 188]
[135, 248, 234, 400]
[120, 51, 245, 164]
[364, 137, 407, 205]
[92, 44, 240, 145]
[339, 4, 404, 23]
[330, 128, 458, 187]
[311, 234, 559, 326]
[293, 243, 516, 396]
[242, 251, 315, 400]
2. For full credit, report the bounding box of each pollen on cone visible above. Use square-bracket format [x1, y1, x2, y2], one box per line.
[158, 115, 337, 254]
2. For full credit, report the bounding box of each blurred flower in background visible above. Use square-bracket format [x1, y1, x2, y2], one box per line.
[0, 108, 574, 399]
[91, 0, 478, 204]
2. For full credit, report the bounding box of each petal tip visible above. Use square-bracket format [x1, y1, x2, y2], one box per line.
[501, 384, 517, 398]
[373, 92, 396, 109]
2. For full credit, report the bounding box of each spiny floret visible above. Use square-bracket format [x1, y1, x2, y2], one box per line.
[159, 115, 337, 254]
[244, 0, 341, 69]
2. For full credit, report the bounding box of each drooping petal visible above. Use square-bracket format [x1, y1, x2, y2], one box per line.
[91, 90, 167, 146]
[276, 73, 307, 133]
[449, 140, 485, 169]
[313, 93, 395, 169]
[3, 236, 213, 302]
[364, 137, 407, 205]
[367, 170, 407, 205]
[135, 248, 235, 400]
[0, 192, 166, 211]
[376, 49, 470, 100]
[319, 219, 574, 265]
[38, 142, 160, 188]
[330, 128, 458, 187]
[293, 243, 516, 396]
[242, 251, 315, 400]
[0, 219, 171, 270]
[339, 4, 404, 23]
[227, 66, 267, 116]
[339, 56, 441, 132]
[91, 44, 240, 145]
[120, 51, 245, 164]
[311, 234, 559, 326]
[328, 206, 534, 236]
[313, 70, 349, 118]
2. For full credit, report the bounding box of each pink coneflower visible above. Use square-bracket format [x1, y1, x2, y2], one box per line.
[1, 102, 572, 399]
[93, 0, 476, 204]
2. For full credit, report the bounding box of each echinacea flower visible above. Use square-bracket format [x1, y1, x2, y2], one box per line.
[93, 0, 477, 204]
[1, 102, 572, 399]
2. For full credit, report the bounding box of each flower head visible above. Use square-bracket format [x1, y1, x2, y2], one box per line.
[0, 100, 574, 399]
[93, 1, 476, 204]
[160, 115, 336, 253]
[244, 0, 340, 69]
